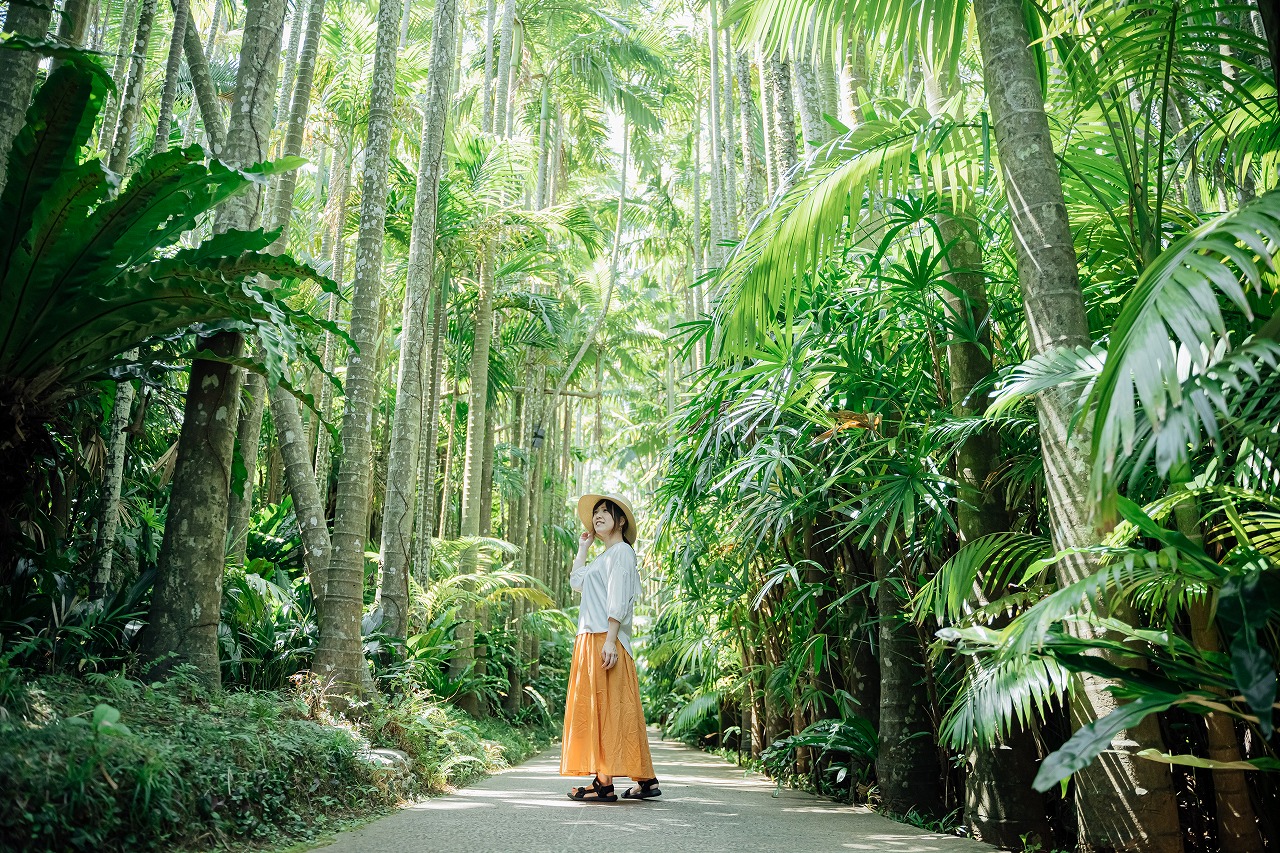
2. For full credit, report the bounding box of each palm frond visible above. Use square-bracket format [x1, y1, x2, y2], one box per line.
[1089, 189, 1280, 518]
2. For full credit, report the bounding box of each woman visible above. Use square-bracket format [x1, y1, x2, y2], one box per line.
[561, 493, 661, 803]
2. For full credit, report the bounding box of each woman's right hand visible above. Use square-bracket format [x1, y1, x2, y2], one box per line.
[579, 530, 593, 549]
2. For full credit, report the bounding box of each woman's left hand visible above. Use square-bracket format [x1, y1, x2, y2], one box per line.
[601, 640, 619, 671]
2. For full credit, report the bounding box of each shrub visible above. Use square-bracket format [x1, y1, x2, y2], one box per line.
[0, 668, 554, 851]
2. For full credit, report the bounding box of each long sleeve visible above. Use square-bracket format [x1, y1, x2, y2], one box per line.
[605, 544, 640, 623]
[569, 546, 590, 591]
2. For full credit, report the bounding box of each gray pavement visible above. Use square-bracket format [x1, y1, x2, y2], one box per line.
[314, 730, 994, 853]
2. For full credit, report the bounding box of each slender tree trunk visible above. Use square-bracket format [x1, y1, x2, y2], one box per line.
[922, 65, 1051, 849]
[274, 0, 305, 129]
[415, 279, 447, 582]
[0, 0, 53, 194]
[98, 0, 138, 150]
[229, 0, 328, 575]
[228, 374, 268, 566]
[736, 51, 765, 217]
[143, 0, 286, 689]
[315, 133, 352, 495]
[480, 0, 496, 133]
[706, 16, 725, 267]
[93, 374, 136, 599]
[437, 385, 458, 538]
[838, 39, 860, 126]
[792, 55, 824, 153]
[769, 55, 797, 184]
[1168, 481, 1264, 853]
[973, 0, 1183, 848]
[55, 0, 92, 51]
[504, 21, 522, 134]
[479, 410, 496, 536]
[378, 0, 458, 640]
[153, 0, 189, 154]
[450, 243, 498, 714]
[492, 0, 516, 137]
[691, 98, 703, 293]
[534, 77, 551, 208]
[182, 0, 225, 154]
[720, 4, 738, 241]
[107, 0, 158, 172]
[874, 550, 942, 816]
[315, 0, 404, 696]
[758, 46, 777, 195]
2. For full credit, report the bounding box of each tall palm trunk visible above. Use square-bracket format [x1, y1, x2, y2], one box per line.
[922, 66, 1050, 848]
[481, 0, 496, 133]
[378, 0, 459, 640]
[790, 21, 825, 153]
[690, 97, 703, 288]
[838, 40, 861, 126]
[153, 0, 190, 153]
[450, 244, 498, 714]
[0, 0, 54, 194]
[315, 0, 404, 696]
[265, 0, 332, 589]
[315, 133, 353, 495]
[228, 376, 268, 566]
[142, 0, 287, 687]
[274, 0, 305, 129]
[55, 0, 92, 53]
[735, 50, 765, 216]
[791, 56, 823, 152]
[227, 0, 328, 575]
[107, 0, 158, 172]
[972, 0, 1183, 848]
[437, 386, 458, 538]
[719, 4, 738, 241]
[534, 78, 551, 208]
[94, 378, 135, 599]
[706, 17, 725, 267]
[874, 550, 942, 815]
[492, 0, 516, 137]
[98, 0, 139, 150]
[95, 0, 166, 599]
[415, 280, 447, 582]
[769, 55, 797, 184]
[757, 46, 777, 195]
[182, 0, 225, 153]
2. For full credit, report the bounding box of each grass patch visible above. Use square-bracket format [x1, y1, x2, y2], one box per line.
[0, 666, 555, 852]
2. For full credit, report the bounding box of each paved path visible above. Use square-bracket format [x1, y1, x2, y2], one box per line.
[315, 731, 993, 853]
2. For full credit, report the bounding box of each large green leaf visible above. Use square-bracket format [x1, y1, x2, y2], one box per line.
[1033, 693, 1181, 791]
[1089, 189, 1280, 519]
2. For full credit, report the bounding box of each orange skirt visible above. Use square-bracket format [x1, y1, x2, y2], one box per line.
[560, 632, 656, 780]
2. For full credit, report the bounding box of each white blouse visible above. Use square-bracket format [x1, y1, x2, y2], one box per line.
[570, 541, 643, 656]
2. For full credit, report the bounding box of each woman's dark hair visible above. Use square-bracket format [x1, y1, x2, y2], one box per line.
[592, 499, 628, 537]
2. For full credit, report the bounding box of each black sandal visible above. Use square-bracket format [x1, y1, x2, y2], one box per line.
[567, 776, 618, 803]
[622, 778, 661, 799]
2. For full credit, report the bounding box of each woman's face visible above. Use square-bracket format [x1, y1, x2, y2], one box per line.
[592, 502, 619, 537]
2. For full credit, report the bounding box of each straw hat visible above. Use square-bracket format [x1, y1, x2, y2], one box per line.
[577, 493, 638, 545]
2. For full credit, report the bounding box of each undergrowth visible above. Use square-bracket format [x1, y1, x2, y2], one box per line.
[0, 664, 554, 852]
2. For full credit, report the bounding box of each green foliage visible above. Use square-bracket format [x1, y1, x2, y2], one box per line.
[0, 669, 554, 852]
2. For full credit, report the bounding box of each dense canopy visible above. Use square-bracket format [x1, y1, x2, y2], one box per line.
[1, 0, 1279, 849]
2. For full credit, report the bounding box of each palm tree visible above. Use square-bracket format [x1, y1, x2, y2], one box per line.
[153, 0, 192, 154]
[143, 0, 290, 688]
[0, 0, 54, 194]
[315, 0, 406, 696]
[971, 0, 1183, 846]
[378, 0, 460, 640]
